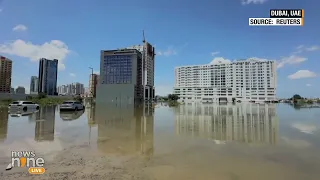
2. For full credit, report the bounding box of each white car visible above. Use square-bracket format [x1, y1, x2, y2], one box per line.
[60, 101, 84, 111]
[8, 101, 40, 111]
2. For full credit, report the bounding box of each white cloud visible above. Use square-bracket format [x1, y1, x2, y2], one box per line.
[292, 123, 317, 134]
[0, 39, 71, 70]
[12, 24, 28, 32]
[209, 57, 232, 64]
[294, 45, 320, 53]
[69, 73, 76, 77]
[155, 85, 173, 96]
[157, 43, 188, 57]
[276, 55, 307, 69]
[241, 0, 267, 5]
[211, 51, 220, 56]
[296, 45, 304, 49]
[305, 45, 320, 51]
[157, 46, 177, 56]
[306, 84, 312, 87]
[288, 70, 317, 79]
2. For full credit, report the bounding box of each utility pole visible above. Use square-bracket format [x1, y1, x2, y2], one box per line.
[89, 67, 94, 99]
[88, 67, 94, 145]
[142, 30, 146, 102]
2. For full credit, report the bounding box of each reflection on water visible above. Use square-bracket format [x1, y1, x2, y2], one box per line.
[34, 106, 56, 142]
[86, 103, 96, 126]
[0, 107, 8, 141]
[0, 103, 320, 179]
[60, 110, 84, 121]
[175, 103, 278, 144]
[95, 103, 154, 156]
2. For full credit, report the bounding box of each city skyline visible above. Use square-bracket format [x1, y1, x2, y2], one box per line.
[0, 0, 319, 97]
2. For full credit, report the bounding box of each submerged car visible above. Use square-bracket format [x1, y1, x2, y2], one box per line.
[60, 101, 84, 111]
[60, 110, 84, 121]
[8, 101, 39, 111]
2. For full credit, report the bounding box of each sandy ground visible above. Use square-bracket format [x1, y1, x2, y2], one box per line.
[0, 144, 152, 180]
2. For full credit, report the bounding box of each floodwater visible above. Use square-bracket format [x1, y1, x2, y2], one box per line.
[0, 102, 320, 180]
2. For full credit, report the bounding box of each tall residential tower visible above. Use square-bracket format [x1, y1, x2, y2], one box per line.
[0, 56, 12, 93]
[174, 58, 277, 102]
[38, 58, 58, 95]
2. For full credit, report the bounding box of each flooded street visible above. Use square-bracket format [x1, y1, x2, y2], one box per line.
[0, 103, 320, 180]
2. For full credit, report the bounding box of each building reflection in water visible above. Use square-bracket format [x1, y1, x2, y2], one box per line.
[175, 103, 278, 145]
[96, 103, 154, 156]
[34, 106, 56, 142]
[86, 103, 96, 126]
[0, 107, 9, 141]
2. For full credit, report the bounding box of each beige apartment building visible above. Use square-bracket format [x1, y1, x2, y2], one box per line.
[0, 56, 12, 93]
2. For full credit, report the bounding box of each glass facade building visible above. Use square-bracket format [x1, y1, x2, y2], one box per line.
[103, 55, 133, 84]
[97, 49, 144, 104]
[38, 58, 58, 95]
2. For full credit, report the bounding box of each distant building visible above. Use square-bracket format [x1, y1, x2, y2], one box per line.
[73, 82, 84, 95]
[30, 76, 39, 94]
[58, 82, 84, 95]
[0, 56, 12, 93]
[38, 58, 58, 95]
[16, 86, 25, 94]
[10, 87, 14, 94]
[89, 74, 99, 97]
[127, 41, 156, 101]
[174, 58, 277, 102]
[97, 49, 143, 104]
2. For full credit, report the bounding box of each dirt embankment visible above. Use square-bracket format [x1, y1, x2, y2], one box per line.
[0, 144, 152, 180]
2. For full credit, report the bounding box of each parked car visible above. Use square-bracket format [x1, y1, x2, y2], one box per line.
[60, 101, 84, 111]
[8, 101, 39, 111]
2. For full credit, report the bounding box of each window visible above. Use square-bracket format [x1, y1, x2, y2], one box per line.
[23, 102, 34, 104]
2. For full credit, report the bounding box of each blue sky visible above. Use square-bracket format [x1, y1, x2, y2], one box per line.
[0, 0, 319, 98]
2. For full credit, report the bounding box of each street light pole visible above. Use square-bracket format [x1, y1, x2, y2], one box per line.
[88, 67, 94, 145]
[89, 67, 94, 98]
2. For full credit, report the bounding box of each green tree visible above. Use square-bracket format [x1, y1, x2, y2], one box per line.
[37, 93, 47, 99]
[292, 94, 302, 99]
[168, 94, 179, 101]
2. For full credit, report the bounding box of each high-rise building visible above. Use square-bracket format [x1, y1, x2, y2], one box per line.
[97, 49, 143, 104]
[58, 83, 84, 95]
[73, 82, 84, 95]
[30, 76, 39, 94]
[0, 56, 12, 93]
[10, 87, 14, 94]
[127, 41, 155, 101]
[89, 74, 99, 97]
[174, 58, 277, 102]
[15, 86, 25, 94]
[38, 58, 58, 95]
